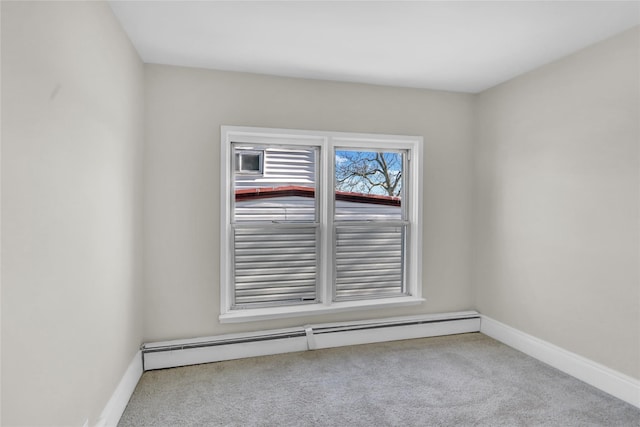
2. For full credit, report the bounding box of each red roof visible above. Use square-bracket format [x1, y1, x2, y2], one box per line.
[235, 185, 401, 207]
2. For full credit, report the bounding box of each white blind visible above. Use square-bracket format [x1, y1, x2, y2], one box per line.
[334, 224, 406, 300]
[233, 225, 319, 307]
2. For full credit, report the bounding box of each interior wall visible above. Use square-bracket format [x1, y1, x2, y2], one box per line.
[474, 27, 639, 379]
[1, 2, 145, 426]
[143, 64, 475, 341]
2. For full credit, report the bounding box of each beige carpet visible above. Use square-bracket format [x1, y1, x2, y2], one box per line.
[119, 333, 639, 426]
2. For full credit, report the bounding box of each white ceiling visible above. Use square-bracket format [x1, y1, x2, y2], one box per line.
[109, 1, 640, 93]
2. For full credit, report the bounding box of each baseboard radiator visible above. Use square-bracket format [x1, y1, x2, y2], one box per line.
[142, 311, 480, 371]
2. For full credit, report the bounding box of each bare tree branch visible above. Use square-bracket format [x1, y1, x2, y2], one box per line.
[335, 150, 402, 197]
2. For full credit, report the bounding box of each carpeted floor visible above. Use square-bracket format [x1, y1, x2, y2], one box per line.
[119, 333, 640, 426]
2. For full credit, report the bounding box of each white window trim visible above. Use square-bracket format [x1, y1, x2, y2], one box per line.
[220, 126, 424, 323]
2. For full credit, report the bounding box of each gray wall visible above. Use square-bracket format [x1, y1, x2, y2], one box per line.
[1, 2, 145, 425]
[474, 27, 639, 379]
[143, 65, 475, 341]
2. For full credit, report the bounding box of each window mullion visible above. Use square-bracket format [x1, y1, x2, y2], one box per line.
[320, 137, 333, 305]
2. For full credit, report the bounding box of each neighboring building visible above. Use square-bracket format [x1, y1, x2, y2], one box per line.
[236, 185, 400, 221]
[233, 146, 402, 221]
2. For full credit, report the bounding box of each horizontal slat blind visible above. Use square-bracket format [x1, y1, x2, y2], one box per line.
[233, 225, 318, 307]
[334, 224, 406, 300]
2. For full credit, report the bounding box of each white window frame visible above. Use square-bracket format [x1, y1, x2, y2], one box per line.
[220, 126, 424, 323]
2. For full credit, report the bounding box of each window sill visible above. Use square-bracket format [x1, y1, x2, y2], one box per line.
[219, 296, 425, 324]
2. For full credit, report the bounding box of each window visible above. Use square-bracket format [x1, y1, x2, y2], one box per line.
[235, 149, 264, 174]
[221, 126, 423, 322]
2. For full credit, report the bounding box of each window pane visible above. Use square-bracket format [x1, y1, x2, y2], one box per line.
[233, 225, 318, 307]
[334, 224, 406, 300]
[335, 150, 403, 221]
[235, 151, 263, 173]
[234, 145, 317, 222]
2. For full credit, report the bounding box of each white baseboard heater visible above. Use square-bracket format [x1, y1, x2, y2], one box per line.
[142, 311, 480, 371]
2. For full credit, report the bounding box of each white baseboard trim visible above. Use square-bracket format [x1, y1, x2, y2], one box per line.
[94, 350, 143, 427]
[480, 315, 640, 408]
[143, 311, 481, 371]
